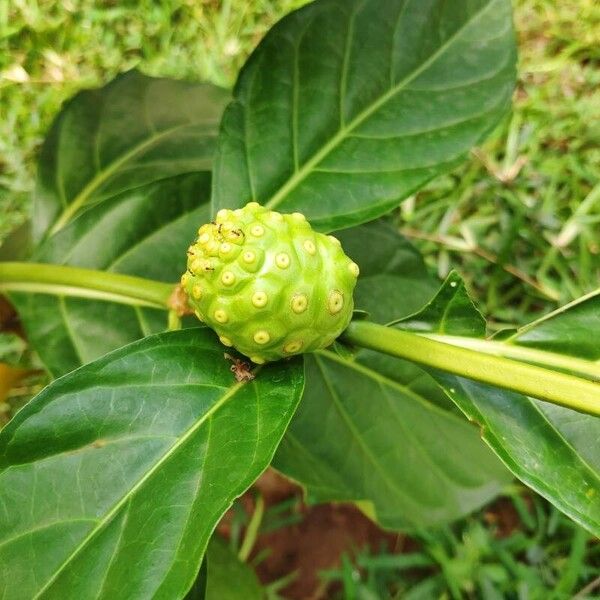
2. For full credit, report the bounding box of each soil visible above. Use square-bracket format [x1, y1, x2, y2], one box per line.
[218, 469, 407, 599]
[217, 469, 530, 599]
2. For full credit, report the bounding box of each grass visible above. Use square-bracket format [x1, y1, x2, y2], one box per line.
[0, 0, 306, 241]
[320, 489, 600, 599]
[219, 485, 600, 599]
[1, 0, 599, 597]
[401, 0, 600, 325]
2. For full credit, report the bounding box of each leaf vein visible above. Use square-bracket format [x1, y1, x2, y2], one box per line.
[264, 0, 499, 209]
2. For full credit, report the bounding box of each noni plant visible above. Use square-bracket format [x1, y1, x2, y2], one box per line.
[1, 0, 599, 598]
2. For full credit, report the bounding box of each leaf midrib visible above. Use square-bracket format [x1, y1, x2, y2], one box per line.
[264, 0, 497, 209]
[49, 120, 215, 237]
[31, 368, 254, 599]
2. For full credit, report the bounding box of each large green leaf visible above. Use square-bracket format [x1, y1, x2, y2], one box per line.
[34, 70, 228, 241]
[395, 275, 600, 536]
[8, 71, 229, 376]
[11, 173, 211, 377]
[212, 0, 516, 231]
[274, 222, 510, 529]
[0, 328, 303, 599]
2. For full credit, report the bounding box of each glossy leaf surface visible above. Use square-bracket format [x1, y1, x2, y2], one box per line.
[275, 223, 510, 529]
[12, 173, 211, 377]
[10, 71, 228, 376]
[34, 70, 228, 241]
[395, 275, 600, 536]
[213, 0, 516, 231]
[0, 328, 303, 599]
[335, 220, 438, 323]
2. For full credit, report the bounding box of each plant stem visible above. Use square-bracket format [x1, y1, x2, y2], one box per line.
[0, 262, 174, 309]
[4, 261, 599, 417]
[422, 333, 600, 382]
[341, 320, 600, 417]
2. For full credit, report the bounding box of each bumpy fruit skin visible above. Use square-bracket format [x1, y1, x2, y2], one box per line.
[181, 202, 359, 364]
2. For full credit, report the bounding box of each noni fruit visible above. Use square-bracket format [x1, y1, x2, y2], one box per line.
[181, 202, 359, 363]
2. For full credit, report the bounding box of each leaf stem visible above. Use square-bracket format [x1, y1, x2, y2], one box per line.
[341, 320, 600, 417]
[0, 262, 174, 309]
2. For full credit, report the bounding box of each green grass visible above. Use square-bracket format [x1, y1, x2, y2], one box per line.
[0, 0, 306, 242]
[401, 0, 600, 325]
[321, 489, 600, 599]
[217, 486, 600, 599]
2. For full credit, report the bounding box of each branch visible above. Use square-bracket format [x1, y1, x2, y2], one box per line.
[341, 320, 600, 417]
[0, 262, 174, 309]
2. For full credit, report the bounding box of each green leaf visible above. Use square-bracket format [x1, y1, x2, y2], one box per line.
[274, 223, 510, 529]
[10, 70, 229, 376]
[203, 538, 263, 600]
[335, 220, 438, 323]
[395, 275, 600, 536]
[11, 173, 211, 377]
[274, 349, 510, 529]
[505, 290, 600, 364]
[34, 70, 228, 241]
[0, 328, 303, 599]
[213, 0, 516, 232]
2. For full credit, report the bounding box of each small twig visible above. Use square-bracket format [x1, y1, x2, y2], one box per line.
[401, 227, 560, 301]
[573, 575, 600, 599]
[471, 148, 528, 183]
[238, 494, 265, 562]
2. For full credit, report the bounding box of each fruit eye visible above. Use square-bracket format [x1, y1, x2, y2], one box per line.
[275, 253, 290, 269]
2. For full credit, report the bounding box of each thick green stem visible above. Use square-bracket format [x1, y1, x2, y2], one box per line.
[0, 262, 174, 309]
[422, 333, 600, 381]
[341, 320, 600, 417]
[4, 262, 599, 417]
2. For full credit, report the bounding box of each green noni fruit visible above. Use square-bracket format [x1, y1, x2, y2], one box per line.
[181, 202, 359, 363]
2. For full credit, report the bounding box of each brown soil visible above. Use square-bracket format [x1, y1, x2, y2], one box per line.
[217, 470, 530, 599]
[218, 469, 406, 599]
